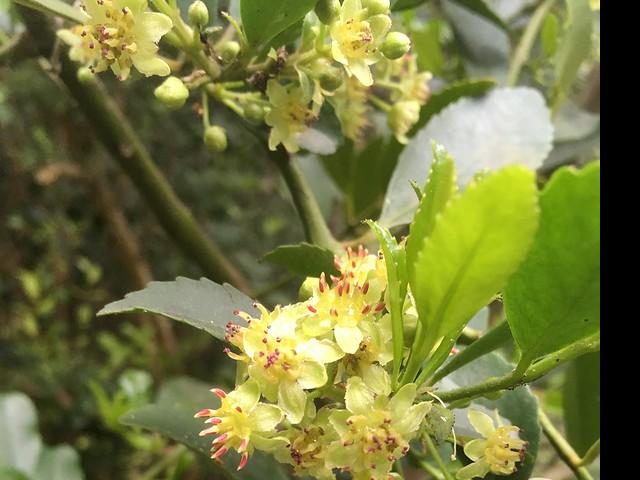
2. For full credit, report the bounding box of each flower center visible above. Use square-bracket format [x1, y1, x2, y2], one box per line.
[337, 19, 374, 59]
[342, 413, 409, 469]
[485, 426, 526, 474]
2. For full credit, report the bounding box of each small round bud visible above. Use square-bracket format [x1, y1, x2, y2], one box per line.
[204, 125, 228, 153]
[154, 76, 189, 110]
[388, 100, 420, 144]
[243, 103, 266, 123]
[298, 277, 319, 301]
[219, 40, 241, 63]
[309, 58, 343, 92]
[314, 0, 340, 24]
[363, 0, 390, 16]
[188, 0, 209, 27]
[77, 67, 96, 85]
[381, 32, 411, 60]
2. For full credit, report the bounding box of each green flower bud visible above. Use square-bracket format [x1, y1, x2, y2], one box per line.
[154, 76, 190, 110]
[219, 40, 241, 63]
[363, 0, 390, 16]
[309, 58, 344, 92]
[243, 103, 266, 124]
[298, 277, 319, 301]
[77, 67, 96, 85]
[188, 0, 209, 27]
[314, 0, 340, 24]
[381, 31, 411, 60]
[204, 125, 228, 153]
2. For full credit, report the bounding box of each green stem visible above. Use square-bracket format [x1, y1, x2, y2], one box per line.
[269, 147, 341, 251]
[538, 408, 594, 480]
[507, 0, 556, 86]
[435, 334, 600, 403]
[577, 439, 600, 467]
[369, 94, 393, 112]
[19, 8, 251, 293]
[424, 435, 455, 480]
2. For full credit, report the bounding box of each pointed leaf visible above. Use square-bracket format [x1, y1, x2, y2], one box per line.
[241, 0, 318, 47]
[98, 277, 258, 341]
[412, 166, 539, 358]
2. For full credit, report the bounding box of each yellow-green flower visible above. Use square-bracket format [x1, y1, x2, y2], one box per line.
[456, 410, 527, 479]
[388, 100, 420, 144]
[330, 0, 392, 86]
[327, 76, 371, 142]
[326, 375, 431, 479]
[195, 379, 285, 470]
[227, 303, 343, 424]
[265, 80, 317, 153]
[57, 0, 172, 80]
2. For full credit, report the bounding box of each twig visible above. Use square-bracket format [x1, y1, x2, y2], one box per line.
[538, 408, 594, 480]
[424, 434, 455, 480]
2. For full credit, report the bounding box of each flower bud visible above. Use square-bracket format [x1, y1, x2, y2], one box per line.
[77, 67, 96, 85]
[388, 100, 420, 144]
[381, 32, 411, 60]
[154, 76, 190, 110]
[309, 58, 343, 92]
[243, 103, 266, 124]
[314, 0, 340, 24]
[363, 0, 390, 16]
[204, 125, 228, 153]
[188, 0, 209, 27]
[298, 277, 318, 301]
[219, 40, 241, 63]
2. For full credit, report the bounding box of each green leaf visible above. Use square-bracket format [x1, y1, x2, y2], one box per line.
[441, 352, 540, 480]
[410, 79, 496, 137]
[411, 166, 539, 361]
[563, 352, 600, 456]
[412, 19, 446, 75]
[365, 220, 407, 386]
[0, 392, 42, 476]
[394, 0, 509, 32]
[262, 242, 339, 277]
[12, 0, 85, 23]
[504, 163, 600, 359]
[240, 0, 318, 47]
[541, 12, 560, 57]
[553, 0, 593, 103]
[380, 87, 552, 227]
[98, 277, 258, 341]
[33, 446, 84, 480]
[406, 142, 456, 284]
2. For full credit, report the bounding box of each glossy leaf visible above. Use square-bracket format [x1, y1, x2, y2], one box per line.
[98, 277, 258, 341]
[262, 242, 339, 277]
[240, 0, 318, 47]
[0, 392, 42, 476]
[380, 87, 552, 227]
[406, 142, 456, 283]
[393, 0, 509, 32]
[563, 352, 600, 456]
[411, 166, 539, 359]
[504, 163, 600, 359]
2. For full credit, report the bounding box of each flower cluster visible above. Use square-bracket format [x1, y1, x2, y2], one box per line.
[196, 246, 431, 479]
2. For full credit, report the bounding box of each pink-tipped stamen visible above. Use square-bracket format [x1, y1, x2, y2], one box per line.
[212, 433, 228, 444]
[205, 417, 222, 424]
[199, 426, 218, 436]
[361, 304, 372, 315]
[238, 438, 248, 453]
[375, 302, 385, 312]
[237, 453, 248, 470]
[211, 447, 228, 459]
[307, 305, 317, 313]
[194, 408, 213, 418]
[211, 388, 227, 398]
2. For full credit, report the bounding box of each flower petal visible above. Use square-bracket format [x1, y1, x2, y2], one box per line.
[131, 55, 170, 77]
[296, 338, 344, 364]
[252, 434, 289, 452]
[341, 0, 362, 20]
[388, 382, 417, 413]
[345, 376, 374, 414]
[298, 361, 328, 389]
[334, 325, 363, 354]
[463, 439, 487, 462]
[360, 363, 391, 396]
[468, 410, 496, 438]
[331, 40, 349, 65]
[278, 380, 306, 424]
[328, 409, 351, 437]
[347, 58, 373, 86]
[368, 14, 391, 38]
[233, 378, 260, 411]
[137, 12, 173, 42]
[455, 459, 491, 480]
[250, 404, 283, 432]
[394, 402, 431, 435]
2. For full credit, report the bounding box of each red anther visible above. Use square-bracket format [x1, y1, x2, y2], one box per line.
[233, 309, 240, 315]
[361, 304, 372, 315]
[237, 453, 248, 470]
[331, 274, 341, 284]
[211, 388, 227, 398]
[359, 245, 366, 257]
[362, 282, 370, 294]
[252, 302, 258, 308]
[338, 283, 344, 296]
[212, 433, 228, 444]
[211, 447, 228, 459]
[205, 417, 222, 424]
[330, 308, 338, 317]
[351, 260, 357, 268]
[375, 303, 385, 312]
[223, 347, 230, 353]
[235, 406, 243, 413]
[345, 282, 351, 295]
[450, 347, 460, 355]
[334, 258, 342, 270]
[194, 408, 213, 418]
[308, 305, 317, 313]
[347, 246, 354, 258]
